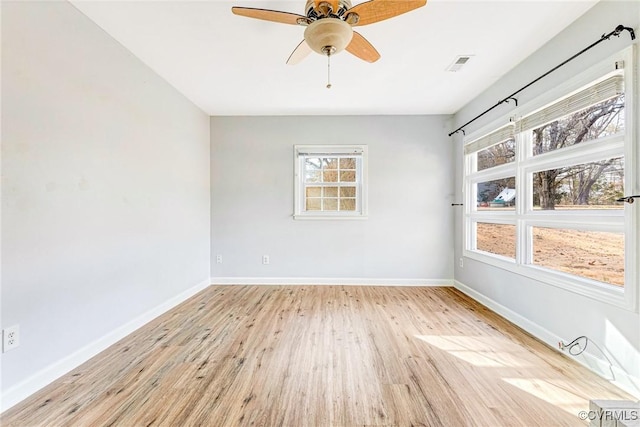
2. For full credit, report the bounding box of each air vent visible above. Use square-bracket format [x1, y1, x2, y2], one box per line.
[447, 55, 473, 72]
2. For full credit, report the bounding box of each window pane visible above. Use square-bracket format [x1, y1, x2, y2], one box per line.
[340, 199, 356, 211]
[305, 158, 322, 170]
[306, 187, 321, 197]
[477, 177, 516, 210]
[323, 158, 338, 169]
[305, 171, 321, 183]
[532, 95, 624, 156]
[340, 171, 356, 182]
[324, 198, 338, 211]
[477, 139, 515, 171]
[306, 198, 321, 211]
[323, 170, 338, 182]
[340, 158, 356, 169]
[340, 187, 356, 197]
[532, 227, 624, 287]
[323, 187, 338, 197]
[476, 223, 516, 259]
[533, 157, 624, 210]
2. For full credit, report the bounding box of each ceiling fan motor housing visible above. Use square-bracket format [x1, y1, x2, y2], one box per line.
[304, 19, 354, 55]
[305, 0, 352, 18]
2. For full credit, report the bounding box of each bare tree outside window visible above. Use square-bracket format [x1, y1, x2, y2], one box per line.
[477, 139, 516, 171]
[531, 95, 625, 210]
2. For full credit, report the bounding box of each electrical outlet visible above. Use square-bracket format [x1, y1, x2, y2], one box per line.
[3, 324, 20, 352]
[459, 258, 464, 268]
[216, 255, 223, 264]
[262, 255, 270, 265]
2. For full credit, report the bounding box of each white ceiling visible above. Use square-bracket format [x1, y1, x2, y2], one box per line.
[70, 0, 598, 116]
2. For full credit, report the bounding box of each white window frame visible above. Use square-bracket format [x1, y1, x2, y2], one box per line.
[293, 145, 368, 220]
[462, 47, 638, 312]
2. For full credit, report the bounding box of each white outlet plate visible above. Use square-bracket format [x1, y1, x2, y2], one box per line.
[216, 255, 223, 264]
[3, 324, 20, 352]
[262, 255, 270, 265]
[459, 258, 464, 268]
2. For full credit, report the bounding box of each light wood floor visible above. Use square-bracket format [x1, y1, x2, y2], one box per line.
[2, 286, 633, 426]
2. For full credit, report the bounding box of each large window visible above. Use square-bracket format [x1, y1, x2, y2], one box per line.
[294, 145, 368, 219]
[463, 49, 637, 310]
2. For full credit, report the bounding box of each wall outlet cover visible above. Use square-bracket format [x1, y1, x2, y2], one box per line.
[3, 324, 20, 352]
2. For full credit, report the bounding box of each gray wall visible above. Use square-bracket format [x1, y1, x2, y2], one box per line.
[453, 1, 640, 396]
[211, 115, 454, 283]
[1, 1, 210, 405]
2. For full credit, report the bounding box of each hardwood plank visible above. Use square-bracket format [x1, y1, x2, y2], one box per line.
[2, 286, 633, 426]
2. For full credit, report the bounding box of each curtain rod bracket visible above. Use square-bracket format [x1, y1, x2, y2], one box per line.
[611, 25, 635, 40]
[448, 24, 635, 138]
[617, 195, 639, 204]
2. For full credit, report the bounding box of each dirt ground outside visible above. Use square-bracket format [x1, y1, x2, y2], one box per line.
[476, 223, 624, 287]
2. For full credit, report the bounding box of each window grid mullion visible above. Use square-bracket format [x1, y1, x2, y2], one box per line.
[516, 131, 528, 265]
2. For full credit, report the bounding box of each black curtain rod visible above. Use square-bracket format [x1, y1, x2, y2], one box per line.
[448, 24, 636, 137]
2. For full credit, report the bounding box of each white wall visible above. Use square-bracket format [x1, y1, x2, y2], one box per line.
[1, 1, 210, 409]
[211, 115, 454, 284]
[453, 1, 640, 397]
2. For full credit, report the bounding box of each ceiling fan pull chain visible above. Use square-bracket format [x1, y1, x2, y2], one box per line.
[326, 51, 332, 89]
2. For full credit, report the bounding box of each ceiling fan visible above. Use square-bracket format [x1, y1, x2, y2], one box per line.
[232, 0, 427, 87]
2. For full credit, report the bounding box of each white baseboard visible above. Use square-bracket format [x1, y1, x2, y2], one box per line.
[454, 280, 640, 400]
[211, 277, 453, 286]
[1, 278, 211, 413]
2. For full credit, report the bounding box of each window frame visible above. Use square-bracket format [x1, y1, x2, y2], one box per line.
[462, 47, 638, 311]
[293, 145, 368, 220]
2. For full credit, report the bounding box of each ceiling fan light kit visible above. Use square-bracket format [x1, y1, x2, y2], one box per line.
[232, 0, 427, 87]
[304, 19, 353, 55]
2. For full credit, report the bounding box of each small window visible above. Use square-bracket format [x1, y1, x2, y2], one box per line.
[294, 145, 368, 219]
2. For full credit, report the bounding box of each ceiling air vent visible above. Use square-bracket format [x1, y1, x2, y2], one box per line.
[447, 55, 473, 72]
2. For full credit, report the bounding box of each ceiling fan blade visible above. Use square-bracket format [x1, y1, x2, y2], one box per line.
[346, 0, 427, 26]
[231, 7, 307, 25]
[346, 31, 380, 63]
[287, 40, 313, 65]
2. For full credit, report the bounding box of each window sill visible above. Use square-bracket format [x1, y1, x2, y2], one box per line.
[463, 249, 635, 312]
[293, 214, 369, 221]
